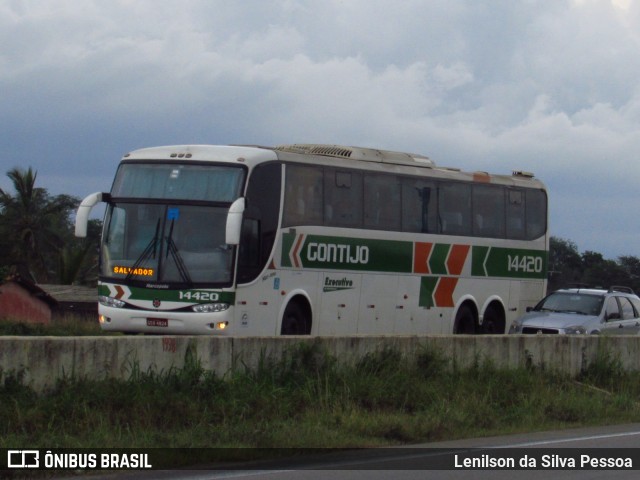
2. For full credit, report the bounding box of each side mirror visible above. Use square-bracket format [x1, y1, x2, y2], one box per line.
[225, 197, 245, 245]
[75, 192, 105, 237]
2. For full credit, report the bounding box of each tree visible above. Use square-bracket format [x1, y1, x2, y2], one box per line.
[581, 251, 631, 289]
[547, 237, 583, 291]
[0, 167, 95, 283]
[547, 238, 640, 293]
[57, 219, 102, 284]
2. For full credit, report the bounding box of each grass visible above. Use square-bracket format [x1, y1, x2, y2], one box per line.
[0, 316, 110, 336]
[2, 341, 640, 453]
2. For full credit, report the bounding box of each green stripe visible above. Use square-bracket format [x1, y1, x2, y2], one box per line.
[471, 246, 490, 276]
[429, 244, 450, 275]
[284, 233, 414, 273]
[281, 232, 295, 268]
[99, 283, 236, 304]
[419, 277, 438, 308]
[472, 247, 547, 279]
[281, 233, 547, 279]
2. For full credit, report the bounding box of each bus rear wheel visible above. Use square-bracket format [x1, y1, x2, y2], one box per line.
[481, 304, 505, 334]
[280, 299, 312, 335]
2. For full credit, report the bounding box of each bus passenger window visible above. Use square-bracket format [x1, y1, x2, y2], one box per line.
[364, 174, 400, 230]
[325, 169, 363, 227]
[472, 185, 505, 238]
[283, 165, 323, 226]
[506, 190, 525, 240]
[401, 180, 437, 233]
[526, 189, 547, 240]
[438, 183, 471, 236]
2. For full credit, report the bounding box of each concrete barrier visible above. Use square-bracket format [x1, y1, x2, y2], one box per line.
[1, 335, 640, 392]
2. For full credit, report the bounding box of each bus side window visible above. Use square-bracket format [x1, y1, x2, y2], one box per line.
[283, 164, 323, 226]
[506, 189, 525, 240]
[364, 174, 400, 230]
[325, 169, 363, 228]
[526, 189, 547, 240]
[237, 163, 282, 284]
[472, 185, 505, 238]
[401, 179, 437, 233]
[438, 183, 471, 236]
[238, 219, 260, 269]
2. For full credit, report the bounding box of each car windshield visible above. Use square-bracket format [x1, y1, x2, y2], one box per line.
[535, 292, 604, 316]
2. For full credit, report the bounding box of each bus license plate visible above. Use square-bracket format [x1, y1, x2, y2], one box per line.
[147, 318, 168, 327]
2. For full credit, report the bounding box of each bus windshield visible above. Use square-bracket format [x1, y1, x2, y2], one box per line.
[101, 203, 233, 286]
[111, 163, 244, 201]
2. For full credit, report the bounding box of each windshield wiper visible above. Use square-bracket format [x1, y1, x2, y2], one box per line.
[126, 219, 160, 281]
[165, 219, 193, 287]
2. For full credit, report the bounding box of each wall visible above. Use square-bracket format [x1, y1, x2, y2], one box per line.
[0, 282, 51, 324]
[1, 335, 639, 392]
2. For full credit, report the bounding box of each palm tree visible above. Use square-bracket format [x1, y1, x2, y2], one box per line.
[0, 167, 78, 282]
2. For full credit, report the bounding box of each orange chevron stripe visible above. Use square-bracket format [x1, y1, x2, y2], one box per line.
[413, 242, 433, 274]
[447, 244, 470, 275]
[434, 277, 458, 307]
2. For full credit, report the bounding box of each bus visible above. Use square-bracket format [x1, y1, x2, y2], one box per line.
[75, 144, 548, 335]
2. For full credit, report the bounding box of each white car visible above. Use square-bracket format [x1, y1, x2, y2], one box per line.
[509, 287, 640, 335]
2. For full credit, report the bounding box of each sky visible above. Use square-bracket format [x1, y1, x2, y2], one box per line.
[1, 0, 640, 259]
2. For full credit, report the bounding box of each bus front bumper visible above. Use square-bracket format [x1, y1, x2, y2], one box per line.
[98, 305, 236, 335]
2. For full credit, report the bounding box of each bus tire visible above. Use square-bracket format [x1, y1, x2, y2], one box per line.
[454, 304, 476, 334]
[481, 303, 505, 334]
[280, 298, 312, 335]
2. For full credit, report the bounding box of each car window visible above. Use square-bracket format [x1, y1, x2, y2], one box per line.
[604, 297, 621, 321]
[619, 297, 637, 320]
[629, 297, 640, 317]
[538, 293, 602, 315]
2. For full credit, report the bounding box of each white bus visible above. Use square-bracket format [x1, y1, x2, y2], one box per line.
[75, 144, 548, 335]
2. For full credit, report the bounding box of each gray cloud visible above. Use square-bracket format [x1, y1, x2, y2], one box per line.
[1, 0, 639, 258]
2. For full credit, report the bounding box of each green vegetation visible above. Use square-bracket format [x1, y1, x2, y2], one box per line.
[548, 237, 640, 292]
[0, 167, 100, 284]
[2, 343, 640, 450]
[0, 317, 107, 336]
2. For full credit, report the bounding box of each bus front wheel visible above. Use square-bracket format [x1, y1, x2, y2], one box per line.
[454, 304, 477, 334]
[280, 299, 312, 335]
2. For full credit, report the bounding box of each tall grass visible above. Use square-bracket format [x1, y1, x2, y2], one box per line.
[0, 316, 109, 336]
[2, 341, 640, 449]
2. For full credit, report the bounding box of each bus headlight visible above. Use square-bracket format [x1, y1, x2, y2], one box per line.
[192, 303, 230, 313]
[99, 296, 126, 308]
